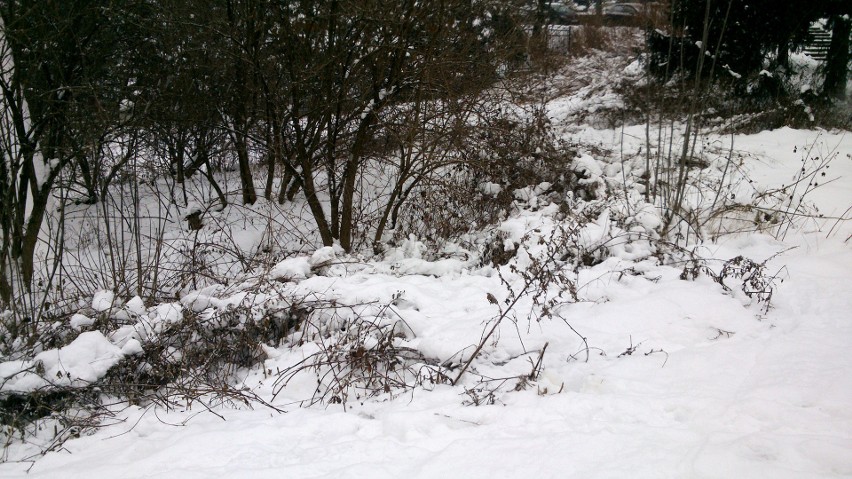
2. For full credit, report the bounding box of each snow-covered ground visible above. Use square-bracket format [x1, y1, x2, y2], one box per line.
[2, 53, 851, 477]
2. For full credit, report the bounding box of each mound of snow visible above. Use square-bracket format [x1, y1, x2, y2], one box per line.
[271, 256, 311, 281]
[478, 182, 502, 196]
[125, 296, 146, 316]
[310, 247, 337, 267]
[1, 332, 124, 393]
[69, 313, 95, 330]
[92, 290, 116, 312]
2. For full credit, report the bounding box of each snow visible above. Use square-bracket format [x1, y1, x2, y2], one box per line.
[2, 45, 852, 479]
[572, 153, 604, 181]
[181, 289, 224, 312]
[151, 302, 183, 326]
[92, 289, 116, 312]
[270, 256, 311, 281]
[69, 313, 95, 330]
[6, 242, 852, 477]
[120, 338, 144, 356]
[7, 194, 852, 478]
[478, 181, 502, 196]
[1, 332, 124, 393]
[7, 126, 849, 479]
[125, 296, 146, 316]
[309, 246, 337, 267]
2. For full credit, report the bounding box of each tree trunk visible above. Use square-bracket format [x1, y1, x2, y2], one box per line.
[373, 181, 403, 254]
[777, 36, 790, 70]
[823, 16, 850, 100]
[338, 155, 358, 252]
[264, 104, 277, 201]
[199, 140, 228, 210]
[278, 168, 293, 203]
[339, 112, 376, 252]
[298, 154, 334, 246]
[76, 150, 99, 204]
[234, 128, 257, 204]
